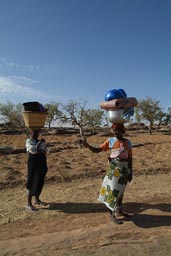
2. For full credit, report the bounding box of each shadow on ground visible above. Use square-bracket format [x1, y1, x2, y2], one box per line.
[124, 202, 171, 228]
[44, 201, 171, 228]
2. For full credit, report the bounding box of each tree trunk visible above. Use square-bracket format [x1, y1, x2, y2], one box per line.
[79, 126, 84, 137]
[149, 122, 153, 134]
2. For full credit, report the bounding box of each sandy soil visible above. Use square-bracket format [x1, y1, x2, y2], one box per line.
[0, 129, 171, 255]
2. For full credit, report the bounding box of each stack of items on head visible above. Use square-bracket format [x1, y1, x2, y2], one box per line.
[22, 102, 48, 130]
[100, 88, 138, 125]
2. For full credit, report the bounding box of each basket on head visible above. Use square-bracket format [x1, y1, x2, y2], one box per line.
[22, 111, 48, 129]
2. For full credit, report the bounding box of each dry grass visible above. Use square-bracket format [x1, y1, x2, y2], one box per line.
[0, 130, 171, 256]
[0, 130, 171, 189]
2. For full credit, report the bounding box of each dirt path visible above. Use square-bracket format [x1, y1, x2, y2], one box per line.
[0, 172, 171, 256]
[1, 225, 171, 256]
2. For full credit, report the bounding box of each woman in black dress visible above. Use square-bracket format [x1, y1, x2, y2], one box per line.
[25, 129, 48, 211]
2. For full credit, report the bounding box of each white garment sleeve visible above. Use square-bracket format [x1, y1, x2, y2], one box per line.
[26, 138, 38, 154]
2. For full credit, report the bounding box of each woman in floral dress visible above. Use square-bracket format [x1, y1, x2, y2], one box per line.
[83, 123, 133, 224]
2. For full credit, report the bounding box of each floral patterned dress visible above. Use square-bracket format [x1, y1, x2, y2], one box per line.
[97, 137, 132, 212]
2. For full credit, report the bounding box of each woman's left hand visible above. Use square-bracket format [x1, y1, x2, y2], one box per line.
[82, 137, 89, 148]
[128, 174, 132, 182]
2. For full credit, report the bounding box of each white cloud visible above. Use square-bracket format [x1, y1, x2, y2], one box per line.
[0, 76, 68, 104]
[0, 76, 48, 102]
[10, 75, 39, 84]
[0, 57, 18, 69]
[0, 57, 40, 72]
[0, 58, 68, 104]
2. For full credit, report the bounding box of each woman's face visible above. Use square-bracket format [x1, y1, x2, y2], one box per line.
[113, 128, 123, 139]
[30, 130, 40, 139]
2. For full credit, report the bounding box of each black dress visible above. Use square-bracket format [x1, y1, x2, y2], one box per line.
[26, 139, 48, 196]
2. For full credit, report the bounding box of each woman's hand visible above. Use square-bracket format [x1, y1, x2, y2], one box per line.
[37, 139, 47, 154]
[82, 137, 89, 148]
[82, 137, 101, 153]
[82, 140, 90, 148]
[128, 173, 132, 182]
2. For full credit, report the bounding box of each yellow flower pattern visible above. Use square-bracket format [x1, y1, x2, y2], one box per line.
[100, 187, 106, 196]
[114, 167, 120, 177]
[98, 154, 130, 211]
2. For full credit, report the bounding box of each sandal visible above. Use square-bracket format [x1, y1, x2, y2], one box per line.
[117, 210, 131, 218]
[34, 201, 48, 206]
[113, 216, 123, 224]
[110, 213, 123, 224]
[26, 205, 38, 211]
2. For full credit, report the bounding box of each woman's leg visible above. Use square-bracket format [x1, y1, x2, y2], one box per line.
[108, 208, 123, 224]
[26, 190, 37, 211]
[115, 194, 130, 217]
[27, 190, 32, 206]
[34, 193, 47, 206]
[116, 194, 123, 213]
[34, 156, 48, 204]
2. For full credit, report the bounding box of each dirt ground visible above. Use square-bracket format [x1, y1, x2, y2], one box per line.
[0, 129, 171, 256]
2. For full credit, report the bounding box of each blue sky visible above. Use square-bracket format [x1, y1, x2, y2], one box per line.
[0, 0, 171, 111]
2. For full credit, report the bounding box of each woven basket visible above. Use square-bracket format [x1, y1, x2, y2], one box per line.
[23, 111, 48, 129]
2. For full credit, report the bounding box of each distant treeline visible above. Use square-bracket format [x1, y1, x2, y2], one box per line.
[0, 97, 171, 135]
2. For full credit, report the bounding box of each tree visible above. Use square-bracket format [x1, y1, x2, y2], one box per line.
[0, 101, 24, 128]
[61, 99, 89, 137]
[82, 109, 104, 134]
[155, 110, 167, 132]
[44, 102, 62, 128]
[163, 107, 171, 128]
[61, 99, 104, 137]
[103, 111, 110, 127]
[134, 107, 143, 132]
[136, 97, 163, 134]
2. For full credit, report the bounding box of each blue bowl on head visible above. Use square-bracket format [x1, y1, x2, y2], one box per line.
[117, 88, 127, 98]
[105, 89, 120, 101]
[105, 89, 127, 101]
